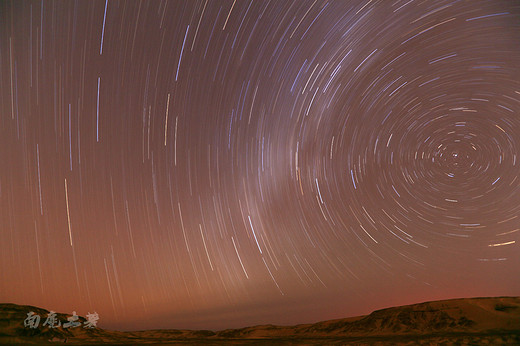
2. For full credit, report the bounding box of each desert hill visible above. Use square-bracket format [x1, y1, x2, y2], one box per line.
[1, 296, 519, 344]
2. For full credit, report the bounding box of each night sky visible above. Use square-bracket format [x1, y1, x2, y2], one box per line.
[1, 0, 519, 332]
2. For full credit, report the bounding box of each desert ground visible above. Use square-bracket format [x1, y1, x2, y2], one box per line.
[1, 296, 519, 345]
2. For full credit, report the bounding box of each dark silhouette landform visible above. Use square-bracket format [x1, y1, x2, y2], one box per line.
[1, 297, 519, 345]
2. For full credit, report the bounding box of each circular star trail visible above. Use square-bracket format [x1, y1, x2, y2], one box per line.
[1, 0, 519, 331]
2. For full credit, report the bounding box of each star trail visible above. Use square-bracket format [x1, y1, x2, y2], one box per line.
[1, 0, 519, 331]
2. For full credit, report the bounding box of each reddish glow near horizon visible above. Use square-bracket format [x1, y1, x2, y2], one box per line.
[1, 0, 519, 332]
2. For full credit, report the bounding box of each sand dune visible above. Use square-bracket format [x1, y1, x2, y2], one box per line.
[1, 297, 519, 344]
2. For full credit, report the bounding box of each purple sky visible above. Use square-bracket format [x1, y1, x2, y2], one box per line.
[1, 0, 519, 331]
